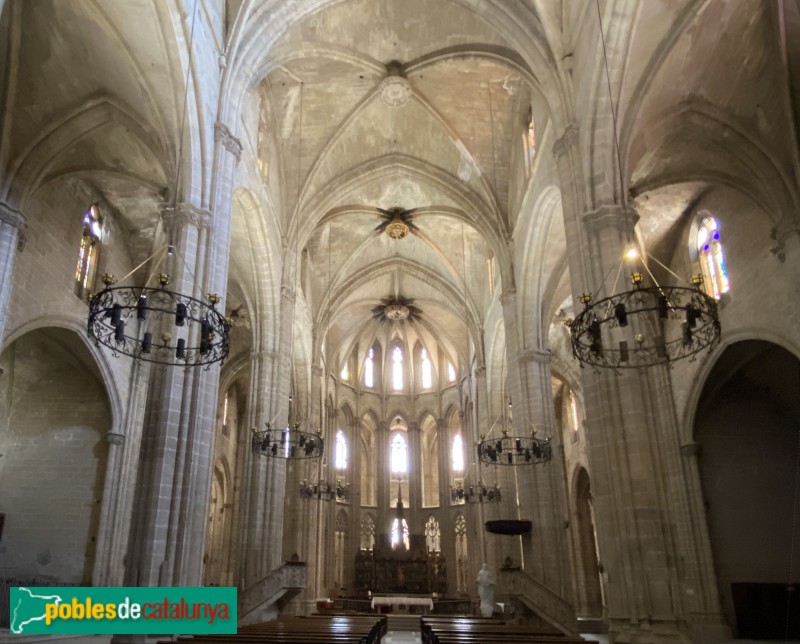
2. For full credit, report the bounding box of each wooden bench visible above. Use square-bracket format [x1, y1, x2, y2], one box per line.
[162, 615, 386, 644]
[420, 616, 596, 644]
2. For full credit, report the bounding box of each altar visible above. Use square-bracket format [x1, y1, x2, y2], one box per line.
[370, 594, 434, 612]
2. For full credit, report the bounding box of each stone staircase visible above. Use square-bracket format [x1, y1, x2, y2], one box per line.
[498, 568, 579, 636]
[238, 561, 307, 626]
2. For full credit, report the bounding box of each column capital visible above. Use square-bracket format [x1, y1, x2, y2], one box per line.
[582, 204, 639, 235]
[0, 201, 26, 230]
[552, 123, 579, 158]
[280, 285, 296, 302]
[772, 215, 800, 244]
[518, 348, 550, 365]
[311, 364, 324, 377]
[107, 432, 126, 446]
[407, 421, 420, 433]
[161, 203, 212, 231]
[215, 122, 243, 163]
[500, 287, 517, 307]
[680, 441, 702, 458]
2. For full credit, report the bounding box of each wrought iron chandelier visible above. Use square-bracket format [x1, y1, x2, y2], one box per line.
[570, 272, 720, 369]
[299, 478, 349, 502]
[88, 272, 230, 367]
[477, 429, 552, 466]
[568, 1, 721, 370]
[251, 423, 324, 459]
[451, 481, 501, 504]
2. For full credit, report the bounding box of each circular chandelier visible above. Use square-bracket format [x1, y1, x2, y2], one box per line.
[251, 423, 324, 459]
[477, 429, 552, 466]
[384, 303, 410, 320]
[299, 479, 349, 502]
[570, 273, 720, 370]
[88, 273, 230, 367]
[451, 482, 501, 504]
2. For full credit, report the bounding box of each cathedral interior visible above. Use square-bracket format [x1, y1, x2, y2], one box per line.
[1, 1, 800, 642]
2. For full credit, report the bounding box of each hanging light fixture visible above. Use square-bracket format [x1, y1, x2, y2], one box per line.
[476, 396, 552, 466]
[299, 478, 349, 502]
[251, 422, 324, 459]
[450, 481, 501, 504]
[86, 0, 230, 368]
[569, 2, 720, 370]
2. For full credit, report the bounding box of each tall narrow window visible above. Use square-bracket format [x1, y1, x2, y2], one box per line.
[364, 348, 374, 387]
[335, 429, 348, 470]
[487, 254, 496, 298]
[452, 434, 465, 472]
[75, 205, 101, 297]
[340, 361, 350, 381]
[523, 106, 536, 177]
[569, 392, 580, 433]
[421, 348, 432, 389]
[425, 516, 441, 553]
[697, 216, 730, 299]
[391, 433, 408, 474]
[222, 391, 231, 437]
[392, 346, 403, 390]
[391, 517, 410, 550]
[447, 362, 456, 382]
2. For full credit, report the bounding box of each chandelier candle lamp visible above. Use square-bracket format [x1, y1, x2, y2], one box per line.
[451, 481, 501, 504]
[477, 429, 552, 466]
[251, 422, 324, 459]
[87, 272, 230, 367]
[299, 479, 350, 502]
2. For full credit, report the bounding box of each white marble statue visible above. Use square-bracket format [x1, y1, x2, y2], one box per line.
[476, 563, 495, 617]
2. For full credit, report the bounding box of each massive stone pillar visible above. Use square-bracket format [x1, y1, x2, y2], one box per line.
[0, 201, 25, 345]
[124, 203, 213, 587]
[553, 124, 728, 642]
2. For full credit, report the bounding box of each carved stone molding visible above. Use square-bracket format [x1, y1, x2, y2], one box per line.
[500, 287, 517, 307]
[161, 203, 212, 231]
[552, 123, 579, 159]
[518, 348, 550, 365]
[379, 75, 412, 108]
[214, 121, 243, 163]
[680, 442, 702, 458]
[582, 204, 639, 235]
[280, 285, 296, 303]
[107, 432, 126, 446]
[311, 365, 323, 377]
[0, 202, 26, 230]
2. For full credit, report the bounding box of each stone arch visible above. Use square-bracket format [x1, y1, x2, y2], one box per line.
[0, 326, 113, 584]
[692, 339, 800, 637]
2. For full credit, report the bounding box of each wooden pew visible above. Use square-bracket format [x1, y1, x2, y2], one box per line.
[420, 616, 596, 644]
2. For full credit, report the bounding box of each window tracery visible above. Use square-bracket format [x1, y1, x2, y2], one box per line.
[75, 205, 101, 297]
[696, 216, 730, 299]
[335, 429, 348, 470]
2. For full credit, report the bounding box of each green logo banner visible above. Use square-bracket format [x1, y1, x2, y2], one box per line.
[9, 587, 237, 635]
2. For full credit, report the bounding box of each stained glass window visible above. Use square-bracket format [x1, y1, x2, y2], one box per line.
[392, 346, 404, 390]
[447, 362, 456, 382]
[391, 517, 410, 550]
[452, 434, 464, 472]
[364, 348, 374, 387]
[697, 217, 730, 299]
[523, 107, 536, 177]
[391, 433, 408, 473]
[421, 348, 432, 389]
[335, 430, 347, 470]
[75, 205, 101, 297]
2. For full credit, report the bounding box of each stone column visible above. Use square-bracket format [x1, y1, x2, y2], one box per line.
[92, 431, 127, 585]
[0, 201, 26, 346]
[407, 420, 422, 532]
[123, 203, 212, 588]
[553, 122, 722, 641]
[436, 417, 455, 593]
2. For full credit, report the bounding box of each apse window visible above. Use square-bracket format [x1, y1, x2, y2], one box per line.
[420, 348, 432, 389]
[364, 348, 374, 388]
[75, 204, 102, 298]
[452, 434, 464, 472]
[392, 345, 404, 390]
[391, 433, 408, 474]
[334, 429, 347, 470]
[522, 106, 536, 177]
[391, 517, 410, 550]
[447, 362, 456, 383]
[340, 361, 350, 382]
[696, 216, 730, 299]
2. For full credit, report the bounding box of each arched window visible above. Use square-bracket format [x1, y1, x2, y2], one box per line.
[340, 361, 350, 381]
[696, 216, 730, 299]
[487, 253, 496, 298]
[447, 362, 456, 383]
[421, 348, 432, 389]
[391, 433, 408, 474]
[523, 106, 536, 177]
[75, 204, 102, 297]
[335, 430, 348, 470]
[364, 348, 374, 387]
[360, 514, 376, 550]
[391, 517, 410, 550]
[452, 434, 465, 472]
[425, 516, 441, 553]
[392, 346, 404, 390]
